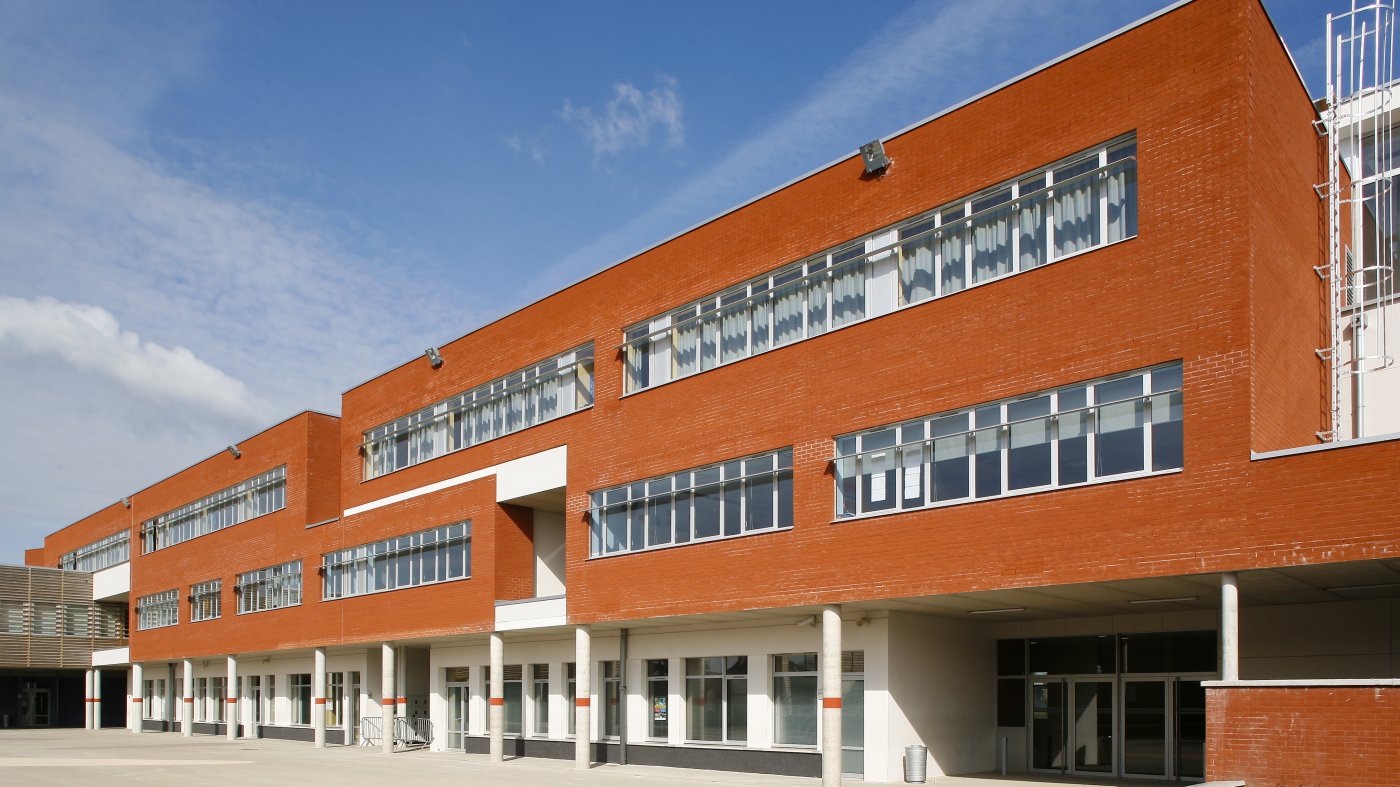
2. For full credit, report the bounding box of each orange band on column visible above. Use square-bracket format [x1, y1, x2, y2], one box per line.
[489, 697, 505, 706]
[227, 698, 238, 704]
[183, 697, 194, 703]
[396, 697, 406, 704]
[314, 698, 327, 705]
[575, 698, 591, 707]
[822, 698, 842, 709]
[132, 698, 142, 703]
[381, 698, 395, 706]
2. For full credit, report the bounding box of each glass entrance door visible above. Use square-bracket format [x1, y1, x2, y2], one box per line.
[1030, 680, 1067, 771]
[1176, 679, 1205, 779]
[1072, 680, 1114, 774]
[1122, 679, 1167, 777]
[447, 682, 470, 750]
[1030, 679, 1113, 775]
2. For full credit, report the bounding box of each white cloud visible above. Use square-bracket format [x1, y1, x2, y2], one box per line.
[561, 74, 684, 158]
[0, 296, 272, 426]
[505, 132, 546, 163]
[523, 0, 1133, 300]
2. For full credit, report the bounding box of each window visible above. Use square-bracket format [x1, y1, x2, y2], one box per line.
[190, 579, 221, 622]
[236, 561, 302, 614]
[63, 604, 90, 636]
[94, 604, 127, 638]
[773, 653, 818, 746]
[59, 530, 130, 572]
[266, 675, 277, 726]
[290, 673, 311, 725]
[685, 656, 747, 743]
[602, 661, 621, 738]
[446, 667, 471, 750]
[195, 677, 226, 723]
[647, 659, 668, 740]
[141, 466, 286, 553]
[565, 662, 577, 736]
[143, 678, 165, 720]
[0, 600, 24, 634]
[29, 602, 58, 635]
[530, 664, 549, 736]
[835, 362, 1183, 518]
[589, 448, 793, 557]
[327, 672, 345, 728]
[623, 136, 1138, 394]
[137, 589, 179, 630]
[322, 522, 471, 600]
[485, 665, 523, 735]
[362, 344, 595, 480]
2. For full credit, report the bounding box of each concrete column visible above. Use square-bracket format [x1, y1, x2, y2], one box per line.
[1221, 572, 1239, 681]
[380, 642, 395, 754]
[226, 655, 238, 740]
[574, 625, 591, 770]
[130, 663, 143, 733]
[181, 659, 194, 737]
[821, 605, 843, 787]
[489, 631, 504, 762]
[93, 668, 102, 730]
[313, 647, 327, 748]
[395, 646, 407, 718]
[84, 669, 95, 730]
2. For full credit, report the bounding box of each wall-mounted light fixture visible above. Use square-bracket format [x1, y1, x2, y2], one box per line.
[227, 445, 241, 459]
[859, 139, 890, 175]
[425, 347, 444, 368]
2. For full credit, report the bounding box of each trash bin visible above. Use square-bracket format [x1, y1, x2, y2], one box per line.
[904, 744, 928, 783]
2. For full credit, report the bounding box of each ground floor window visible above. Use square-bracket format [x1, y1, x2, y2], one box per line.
[484, 664, 523, 735]
[530, 665, 549, 736]
[326, 672, 344, 728]
[685, 656, 746, 743]
[142, 679, 163, 720]
[647, 659, 668, 740]
[602, 661, 621, 738]
[773, 653, 818, 746]
[565, 662, 576, 736]
[290, 673, 311, 726]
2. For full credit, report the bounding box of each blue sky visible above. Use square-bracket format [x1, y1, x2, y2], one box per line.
[0, 0, 1330, 562]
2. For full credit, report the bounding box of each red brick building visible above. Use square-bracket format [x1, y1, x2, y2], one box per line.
[26, 0, 1400, 783]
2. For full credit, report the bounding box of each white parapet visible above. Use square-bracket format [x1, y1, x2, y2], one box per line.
[495, 595, 567, 631]
[493, 445, 567, 503]
[92, 563, 130, 601]
[92, 647, 130, 667]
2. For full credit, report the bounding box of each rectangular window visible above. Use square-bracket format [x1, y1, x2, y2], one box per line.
[602, 661, 621, 738]
[327, 672, 345, 728]
[647, 659, 668, 740]
[290, 673, 311, 725]
[362, 344, 594, 480]
[485, 665, 523, 735]
[29, 602, 58, 636]
[623, 136, 1137, 394]
[190, 579, 221, 622]
[773, 653, 818, 746]
[566, 662, 576, 736]
[236, 561, 302, 614]
[589, 448, 793, 557]
[0, 600, 24, 634]
[835, 362, 1183, 519]
[530, 664, 549, 736]
[685, 656, 747, 743]
[59, 530, 130, 572]
[136, 589, 179, 630]
[63, 604, 91, 637]
[322, 522, 471, 600]
[141, 466, 286, 553]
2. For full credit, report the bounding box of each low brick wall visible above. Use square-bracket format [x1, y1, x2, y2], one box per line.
[1207, 685, 1400, 787]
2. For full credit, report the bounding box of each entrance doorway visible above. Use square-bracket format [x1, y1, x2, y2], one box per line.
[1030, 679, 1113, 775]
[20, 684, 50, 727]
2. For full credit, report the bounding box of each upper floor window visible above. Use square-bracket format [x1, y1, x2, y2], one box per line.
[623, 135, 1137, 394]
[141, 466, 286, 554]
[137, 589, 179, 630]
[588, 448, 793, 558]
[191, 579, 221, 622]
[363, 344, 595, 480]
[834, 361, 1182, 519]
[236, 560, 302, 614]
[59, 530, 130, 572]
[322, 522, 471, 600]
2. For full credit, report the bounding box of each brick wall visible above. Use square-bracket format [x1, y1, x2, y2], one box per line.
[1208, 685, 1400, 786]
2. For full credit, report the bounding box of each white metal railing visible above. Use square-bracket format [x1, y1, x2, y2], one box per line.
[358, 715, 432, 750]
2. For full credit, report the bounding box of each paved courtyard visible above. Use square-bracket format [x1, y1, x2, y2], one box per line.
[0, 729, 1195, 786]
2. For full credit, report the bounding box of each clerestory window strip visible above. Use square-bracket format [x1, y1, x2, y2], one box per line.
[321, 522, 472, 600]
[834, 361, 1183, 520]
[623, 135, 1138, 394]
[362, 343, 595, 480]
[141, 466, 286, 554]
[589, 447, 794, 558]
[59, 530, 130, 572]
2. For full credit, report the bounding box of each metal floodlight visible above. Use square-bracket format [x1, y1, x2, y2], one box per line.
[796, 615, 818, 627]
[859, 139, 889, 174]
[227, 445, 241, 459]
[425, 347, 444, 368]
[121, 496, 131, 509]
